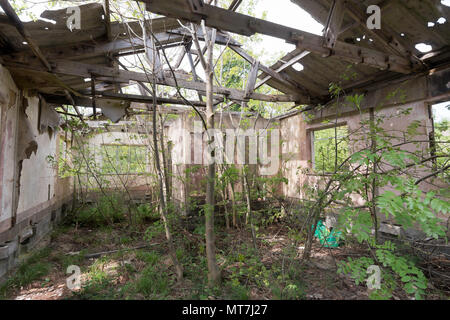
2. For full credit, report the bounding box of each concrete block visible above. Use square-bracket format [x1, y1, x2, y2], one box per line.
[325, 212, 338, 229]
[19, 226, 34, 244]
[0, 245, 8, 260]
[379, 222, 402, 236]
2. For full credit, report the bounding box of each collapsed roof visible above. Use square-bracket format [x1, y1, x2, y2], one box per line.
[0, 0, 449, 122]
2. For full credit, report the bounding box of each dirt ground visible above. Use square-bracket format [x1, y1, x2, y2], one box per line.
[1, 220, 448, 300]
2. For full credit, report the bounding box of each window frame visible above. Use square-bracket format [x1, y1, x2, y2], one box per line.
[310, 122, 349, 174]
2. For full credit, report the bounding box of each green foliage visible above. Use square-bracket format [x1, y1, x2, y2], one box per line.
[76, 196, 125, 227]
[144, 220, 165, 242]
[375, 249, 428, 300]
[101, 145, 148, 174]
[308, 85, 450, 300]
[135, 265, 171, 299]
[377, 181, 448, 239]
[313, 126, 349, 173]
[0, 248, 52, 298]
[434, 119, 450, 182]
[337, 241, 428, 300]
[135, 203, 159, 224]
[225, 243, 306, 300]
[136, 250, 161, 266]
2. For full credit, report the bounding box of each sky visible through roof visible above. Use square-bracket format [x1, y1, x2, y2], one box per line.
[4, 0, 450, 121]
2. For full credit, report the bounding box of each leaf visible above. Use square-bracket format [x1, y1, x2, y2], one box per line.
[401, 276, 411, 282]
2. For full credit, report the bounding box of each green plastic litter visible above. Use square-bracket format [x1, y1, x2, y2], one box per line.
[313, 220, 342, 248]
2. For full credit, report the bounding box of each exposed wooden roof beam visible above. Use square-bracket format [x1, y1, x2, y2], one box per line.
[142, 0, 413, 73]
[256, 50, 310, 88]
[229, 44, 311, 98]
[103, 0, 112, 41]
[293, 0, 419, 64]
[3, 59, 305, 103]
[290, 0, 329, 26]
[343, 0, 415, 60]
[1, 27, 237, 62]
[228, 0, 243, 11]
[323, 0, 345, 49]
[244, 60, 259, 98]
[0, 0, 51, 71]
[102, 92, 207, 107]
[43, 92, 207, 108]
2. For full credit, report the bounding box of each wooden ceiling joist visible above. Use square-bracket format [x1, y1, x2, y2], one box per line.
[142, 0, 413, 73]
[3, 59, 304, 103]
[229, 45, 310, 98]
[44, 92, 207, 108]
[0, 0, 51, 71]
[323, 0, 345, 49]
[256, 50, 310, 89]
[2, 27, 239, 64]
[228, 0, 243, 12]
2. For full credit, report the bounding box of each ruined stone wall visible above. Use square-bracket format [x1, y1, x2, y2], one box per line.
[75, 129, 156, 201]
[168, 111, 273, 207]
[0, 64, 73, 282]
[278, 77, 449, 231]
[0, 64, 18, 235]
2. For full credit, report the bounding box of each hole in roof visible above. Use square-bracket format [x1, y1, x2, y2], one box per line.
[356, 37, 361, 41]
[437, 17, 447, 24]
[292, 63, 304, 72]
[400, 33, 405, 37]
[22, 41, 28, 45]
[441, 0, 450, 7]
[415, 43, 433, 53]
[428, 22, 435, 27]
[38, 17, 56, 24]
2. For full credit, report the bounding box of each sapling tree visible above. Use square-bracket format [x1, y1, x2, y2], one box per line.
[300, 83, 449, 299]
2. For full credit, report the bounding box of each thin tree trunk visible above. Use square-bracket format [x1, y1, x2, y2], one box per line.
[203, 27, 221, 286]
[229, 182, 237, 228]
[151, 86, 183, 281]
[145, 25, 184, 279]
[369, 108, 379, 243]
[243, 167, 257, 249]
[159, 114, 171, 203]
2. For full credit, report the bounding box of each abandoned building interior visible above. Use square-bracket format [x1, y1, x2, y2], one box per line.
[0, 0, 449, 300]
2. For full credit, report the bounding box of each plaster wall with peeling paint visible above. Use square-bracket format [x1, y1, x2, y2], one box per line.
[0, 64, 19, 234]
[0, 64, 73, 281]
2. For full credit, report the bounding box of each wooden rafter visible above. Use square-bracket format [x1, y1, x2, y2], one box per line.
[343, 0, 414, 59]
[229, 45, 310, 98]
[256, 50, 310, 89]
[228, 0, 243, 11]
[43, 92, 207, 108]
[103, 0, 112, 41]
[141, 0, 413, 73]
[244, 60, 259, 98]
[323, 0, 345, 49]
[2, 59, 305, 103]
[1, 27, 238, 63]
[0, 0, 51, 71]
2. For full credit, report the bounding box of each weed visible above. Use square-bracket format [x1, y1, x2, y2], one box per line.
[135, 265, 171, 299]
[136, 250, 161, 266]
[0, 248, 52, 298]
